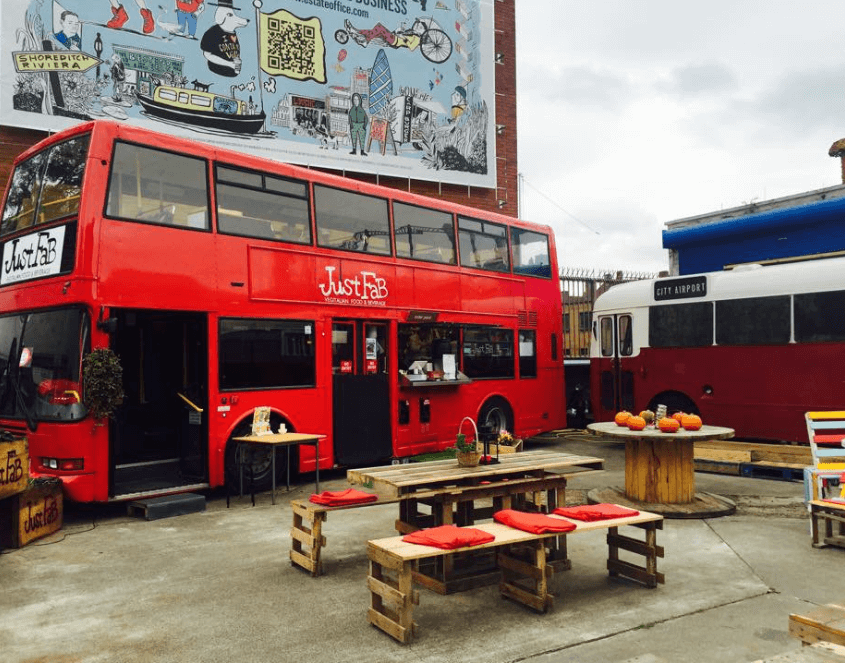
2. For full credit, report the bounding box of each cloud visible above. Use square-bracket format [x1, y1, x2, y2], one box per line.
[521, 65, 636, 112]
[656, 62, 738, 97]
[750, 67, 845, 136]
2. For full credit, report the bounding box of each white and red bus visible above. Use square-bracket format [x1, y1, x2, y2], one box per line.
[0, 120, 565, 502]
[590, 258, 845, 443]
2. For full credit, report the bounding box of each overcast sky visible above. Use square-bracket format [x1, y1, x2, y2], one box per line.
[515, 0, 845, 274]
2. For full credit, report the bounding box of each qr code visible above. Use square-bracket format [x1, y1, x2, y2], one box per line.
[266, 17, 317, 77]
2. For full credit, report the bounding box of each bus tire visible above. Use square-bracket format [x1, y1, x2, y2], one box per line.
[647, 392, 699, 417]
[478, 396, 514, 437]
[224, 413, 294, 493]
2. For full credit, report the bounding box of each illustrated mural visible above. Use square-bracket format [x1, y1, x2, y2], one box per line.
[0, 0, 496, 188]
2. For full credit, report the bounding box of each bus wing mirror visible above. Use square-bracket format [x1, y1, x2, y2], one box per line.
[97, 317, 118, 334]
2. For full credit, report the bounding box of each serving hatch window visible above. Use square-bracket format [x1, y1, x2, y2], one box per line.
[106, 142, 209, 230]
[1, 134, 90, 237]
[463, 326, 514, 379]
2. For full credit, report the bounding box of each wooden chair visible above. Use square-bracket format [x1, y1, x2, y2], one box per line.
[804, 411, 845, 503]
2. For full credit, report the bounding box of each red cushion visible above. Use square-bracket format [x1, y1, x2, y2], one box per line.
[493, 509, 576, 534]
[402, 525, 495, 550]
[553, 503, 640, 521]
[309, 489, 378, 506]
[813, 434, 845, 446]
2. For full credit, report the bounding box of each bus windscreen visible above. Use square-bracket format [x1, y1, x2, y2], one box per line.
[1, 135, 90, 237]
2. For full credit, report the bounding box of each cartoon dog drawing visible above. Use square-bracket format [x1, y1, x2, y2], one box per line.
[200, 0, 248, 77]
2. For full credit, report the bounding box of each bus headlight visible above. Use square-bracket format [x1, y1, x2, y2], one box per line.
[41, 457, 84, 471]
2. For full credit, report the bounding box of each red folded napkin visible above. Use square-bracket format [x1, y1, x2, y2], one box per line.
[493, 509, 576, 534]
[553, 504, 640, 521]
[402, 525, 495, 550]
[309, 489, 378, 506]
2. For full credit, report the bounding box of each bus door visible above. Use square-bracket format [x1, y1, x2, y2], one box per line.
[111, 310, 208, 497]
[331, 320, 392, 466]
[598, 314, 635, 414]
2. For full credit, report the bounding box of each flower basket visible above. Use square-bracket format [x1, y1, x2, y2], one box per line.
[456, 450, 481, 468]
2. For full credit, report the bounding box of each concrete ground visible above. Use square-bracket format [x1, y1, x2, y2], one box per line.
[1, 431, 841, 663]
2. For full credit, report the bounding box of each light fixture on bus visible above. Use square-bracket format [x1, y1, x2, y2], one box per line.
[40, 457, 84, 471]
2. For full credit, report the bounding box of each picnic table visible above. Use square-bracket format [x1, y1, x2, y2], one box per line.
[347, 449, 605, 592]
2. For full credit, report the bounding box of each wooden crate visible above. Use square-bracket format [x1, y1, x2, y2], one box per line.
[0, 478, 63, 549]
[476, 439, 523, 455]
[790, 602, 845, 647]
[0, 437, 28, 500]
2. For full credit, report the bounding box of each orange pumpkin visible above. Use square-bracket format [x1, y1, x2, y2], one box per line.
[658, 417, 680, 433]
[614, 411, 631, 426]
[671, 412, 685, 423]
[681, 414, 702, 431]
[626, 415, 647, 431]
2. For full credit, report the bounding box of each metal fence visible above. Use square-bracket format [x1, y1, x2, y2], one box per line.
[560, 268, 657, 359]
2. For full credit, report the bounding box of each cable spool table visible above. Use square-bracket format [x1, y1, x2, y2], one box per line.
[586, 422, 737, 518]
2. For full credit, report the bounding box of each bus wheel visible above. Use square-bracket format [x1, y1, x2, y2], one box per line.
[648, 392, 698, 417]
[478, 397, 514, 436]
[224, 415, 293, 493]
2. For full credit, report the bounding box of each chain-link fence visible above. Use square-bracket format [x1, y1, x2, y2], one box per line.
[559, 268, 658, 427]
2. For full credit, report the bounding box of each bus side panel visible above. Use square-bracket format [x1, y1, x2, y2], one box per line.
[637, 343, 845, 443]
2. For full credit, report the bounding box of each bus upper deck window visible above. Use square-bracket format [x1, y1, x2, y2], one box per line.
[618, 315, 633, 356]
[106, 142, 209, 230]
[600, 318, 613, 356]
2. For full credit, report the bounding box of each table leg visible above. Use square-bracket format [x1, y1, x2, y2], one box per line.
[250, 450, 255, 507]
[271, 446, 276, 505]
[286, 445, 291, 491]
[238, 444, 244, 498]
[315, 439, 320, 494]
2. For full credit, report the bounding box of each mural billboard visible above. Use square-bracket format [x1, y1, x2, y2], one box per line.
[0, 0, 496, 188]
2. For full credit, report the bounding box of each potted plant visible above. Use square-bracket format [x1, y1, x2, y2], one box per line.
[453, 432, 480, 468]
[493, 429, 522, 453]
[82, 348, 125, 422]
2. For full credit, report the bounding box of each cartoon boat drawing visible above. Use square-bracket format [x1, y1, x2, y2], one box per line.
[137, 82, 266, 134]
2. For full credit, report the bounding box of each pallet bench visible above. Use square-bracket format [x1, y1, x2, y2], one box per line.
[290, 497, 401, 576]
[366, 509, 664, 644]
[810, 500, 845, 549]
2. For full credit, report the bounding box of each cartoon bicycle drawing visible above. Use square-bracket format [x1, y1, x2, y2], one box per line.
[335, 17, 453, 64]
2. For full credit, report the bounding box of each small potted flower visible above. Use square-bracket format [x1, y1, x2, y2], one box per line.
[453, 432, 481, 467]
[494, 429, 522, 454]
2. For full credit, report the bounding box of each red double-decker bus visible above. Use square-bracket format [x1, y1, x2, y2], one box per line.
[0, 120, 565, 502]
